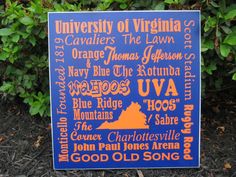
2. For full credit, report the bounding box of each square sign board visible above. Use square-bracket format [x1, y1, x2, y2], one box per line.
[48, 11, 200, 169]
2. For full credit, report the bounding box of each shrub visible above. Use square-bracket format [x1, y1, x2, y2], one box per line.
[0, 0, 235, 117]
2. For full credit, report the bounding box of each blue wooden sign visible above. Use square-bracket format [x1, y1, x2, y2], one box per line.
[48, 11, 200, 169]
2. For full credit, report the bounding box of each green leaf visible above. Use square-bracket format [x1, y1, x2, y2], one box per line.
[8, 14, 17, 21]
[39, 14, 47, 23]
[24, 80, 32, 89]
[39, 30, 46, 39]
[201, 39, 214, 52]
[19, 16, 34, 25]
[154, 2, 165, 10]
[221, 26, 232, 34]
[220, 44, 230, 57]
[26, 26, 33, 33]
[11, 34, 20, 42]
[13, 46, 20, 53]
[178, 0, 186, 5]
[224, 9, 236, 20]
[201, 14, 206, 21]
[29, 36, 36, 46]
[206, 62, 217, 75]
[224, 33, 236, 45]
[38, 91, 43, 98]
[9, 57, 15, 63]
[119, 3, 127, 9]
[210, 1, 219, 8]
[38, 108, 45, 117]
[0, 28, 14, 36]
[29, 101, 41, 116]
[29, 107, 39, 116]
[232, 73, 236, 80]
[204, 17, 217, 32]
[23, 97, 33, 104]
[0, 83, 13, 92]
[0, 51, 9, 61]
[216, 28, 221, 37]
[164, 0, 175, 4]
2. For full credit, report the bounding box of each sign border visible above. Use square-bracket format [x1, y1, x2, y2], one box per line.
[48, 10, 201, 170]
